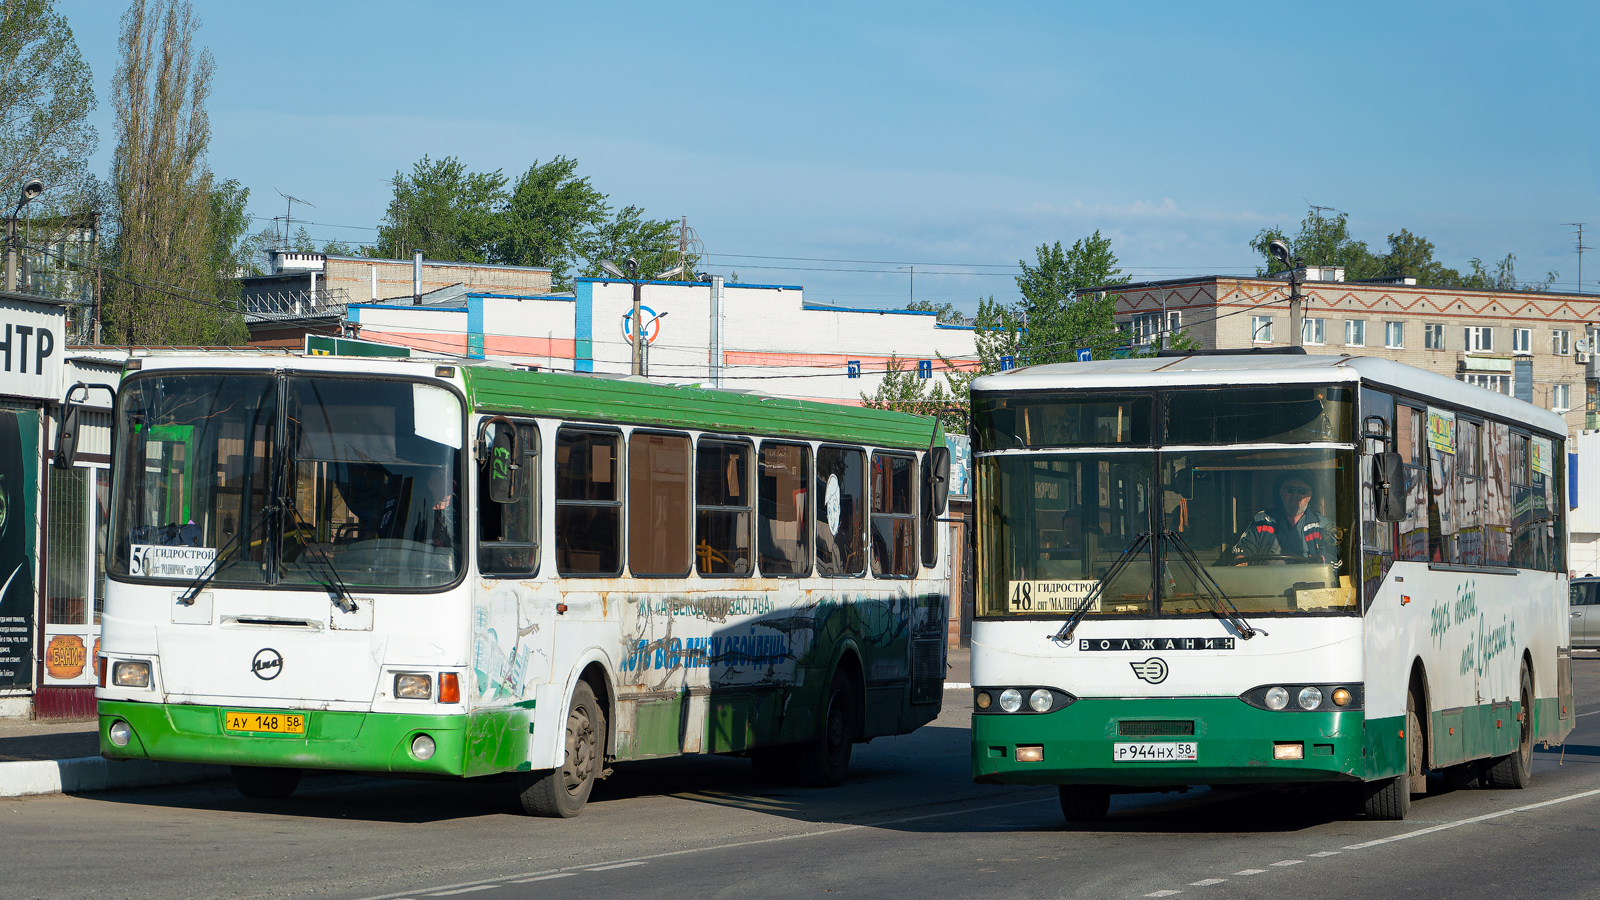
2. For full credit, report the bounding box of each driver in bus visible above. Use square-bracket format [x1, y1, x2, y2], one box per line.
[1231, 474, 1335, 564]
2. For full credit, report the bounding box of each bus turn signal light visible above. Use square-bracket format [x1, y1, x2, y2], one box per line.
[439, 673, 460, 704]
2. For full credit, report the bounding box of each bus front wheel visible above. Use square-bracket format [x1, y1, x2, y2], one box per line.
[1486, 665, 1534, 789]
[517, 681, 604, 817]
[1364, 691, 1421, 820]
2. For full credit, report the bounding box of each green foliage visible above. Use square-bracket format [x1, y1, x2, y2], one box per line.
[493, 156, 608, 290]
[105, 0, 244, 345]
[579, 204, 692, 280]
[0, 0, 97, 213]
[1250, 208, 1558, 292]
[375, 155, 507, 263]
[1009, 231, 1130, 365]
[905, 297, 967, 325]
[206, 178, 253, 293]
[859, 354, 968, 436]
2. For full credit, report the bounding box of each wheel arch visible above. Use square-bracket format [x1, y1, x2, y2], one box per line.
[1409, 657, 1432, 767]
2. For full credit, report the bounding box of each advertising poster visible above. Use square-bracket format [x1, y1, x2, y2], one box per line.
[0, 408, 38, 689]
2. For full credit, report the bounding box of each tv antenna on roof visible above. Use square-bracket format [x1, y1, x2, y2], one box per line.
[275, 190, 315, 251]
[1565, 223, 1588, 294]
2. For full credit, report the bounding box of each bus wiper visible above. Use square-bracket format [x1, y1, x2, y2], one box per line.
[1051, 532, 1153, 643]
[176, 504, 274, 606]
[1161, 531, 1261, 640]
[284, 498, 360, 614]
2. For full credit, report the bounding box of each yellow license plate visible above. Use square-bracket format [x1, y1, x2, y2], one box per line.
[224, 711, 306, 735]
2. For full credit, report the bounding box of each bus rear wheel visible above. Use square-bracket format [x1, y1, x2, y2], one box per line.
[793, 671, 856, 787]
[231, 765, 301, 800]
[1059, 785, 1110, 823]
[1486, 665, 1534, 789]
[517, 681, 604, 817]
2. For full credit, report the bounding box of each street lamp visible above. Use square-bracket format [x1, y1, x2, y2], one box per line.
[1268, 240, 1304, 348]
[599, 255, 685, 375]
[6, 177, 44, 292]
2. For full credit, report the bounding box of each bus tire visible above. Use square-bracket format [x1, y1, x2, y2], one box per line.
[1059, 785, 1110, 823]
[794, 671, 856, 787]
[1486, 665, 1534, 789]
[517, 681, 604, 817]
[231, 765, 301, 800]
[1365, 691, 1421, 820]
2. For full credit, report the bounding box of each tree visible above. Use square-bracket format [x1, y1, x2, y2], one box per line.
[0, 0, 96, 211]
[904, 297, 967, 325]
[492, 156, 608, 290]
[859, 354, 968, 436]
[104, 0, 243, 345]
[579, 204, 690, 279]
[1010, 231, 1130, 365]
[1249, 208, 1377, 279]
[207, 178, 252, 293]
[375, 155, 506, 263]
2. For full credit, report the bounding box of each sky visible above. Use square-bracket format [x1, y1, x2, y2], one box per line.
[51, 1, 1600, 314]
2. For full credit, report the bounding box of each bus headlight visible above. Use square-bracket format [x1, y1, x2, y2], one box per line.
[1264, 686, 1289, 710]
[411, 733, 436, 760]
[113, 661, 151, 688]
[1332, 688, 1352, 707]
[1029, 689, 1053, 713]
[395, 673, 432, 700]
[999, 689, 1023, 713]
[1297, 686, 1323, 710]
[108, 720, 132, 747]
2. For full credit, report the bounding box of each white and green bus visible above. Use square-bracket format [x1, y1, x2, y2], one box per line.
[95, 352, 951, 816]
[968, 351, 1573, 821]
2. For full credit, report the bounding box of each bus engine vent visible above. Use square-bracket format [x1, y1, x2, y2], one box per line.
[910, 638, 943, 705]
[1118, 720, 1195, 736]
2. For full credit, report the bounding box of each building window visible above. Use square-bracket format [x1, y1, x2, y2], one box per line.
[1130, 312, 1163, 346]
[1384, 321, 1403, 349]
[1552, 383, 1572, 412]
[1460, 373, 1509, 395]
[1465, 326, 1494, 353]
[1425, 323, 1446, 350]
[1251, 315, 1273, 344]
[1344, 320, 1366, 347]
[1512, 327, 1531, 355]
[1302, 317, 1325, 346]
[1553, 329, 1571, 355]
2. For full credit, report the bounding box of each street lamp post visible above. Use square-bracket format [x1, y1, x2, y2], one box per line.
[5, 177, 45, 292]
[1268, 240, 1304, 348]
[599, 256, 685, 375]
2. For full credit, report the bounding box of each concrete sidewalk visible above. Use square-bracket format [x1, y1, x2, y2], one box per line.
[0, 645, 972, 799]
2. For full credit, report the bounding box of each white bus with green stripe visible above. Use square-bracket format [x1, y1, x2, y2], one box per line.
[968, 351, 1573, 821]
[96, 352, 951, 816]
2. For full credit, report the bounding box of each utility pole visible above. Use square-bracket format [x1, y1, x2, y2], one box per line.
[1268, 240, 1304, 347]
[1567, 223, 1588, 294]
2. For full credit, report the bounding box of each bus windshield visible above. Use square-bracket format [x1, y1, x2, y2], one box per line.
[111, 372, 464, 590]
[975, 389, 1358, 618]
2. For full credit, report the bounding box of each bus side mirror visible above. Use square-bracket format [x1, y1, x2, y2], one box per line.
[481, 418, 520, 504]
[927, 445, 951, 517]
[1376, 451, 1405, 522]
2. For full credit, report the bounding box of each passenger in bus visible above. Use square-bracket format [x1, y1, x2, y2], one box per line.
[1231, 475, 1335, 564]
[413, 467, 458, 548]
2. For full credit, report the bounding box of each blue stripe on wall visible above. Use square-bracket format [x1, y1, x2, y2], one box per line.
[574, 280, 594, 372]
[467, 295, 485, 359]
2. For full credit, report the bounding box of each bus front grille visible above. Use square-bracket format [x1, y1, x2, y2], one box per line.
[1117, 720, 1195, 736]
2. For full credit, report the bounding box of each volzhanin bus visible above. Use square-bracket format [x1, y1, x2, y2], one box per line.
[94, 352, 951, 816]
[968, 351, 1573, 821]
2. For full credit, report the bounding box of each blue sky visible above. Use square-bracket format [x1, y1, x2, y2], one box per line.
[55, 1, 1600, 312]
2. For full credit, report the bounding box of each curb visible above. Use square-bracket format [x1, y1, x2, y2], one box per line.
[0, 757, 226, 798]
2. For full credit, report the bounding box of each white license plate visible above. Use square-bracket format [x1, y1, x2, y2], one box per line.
[1113, 741, 1197, 762]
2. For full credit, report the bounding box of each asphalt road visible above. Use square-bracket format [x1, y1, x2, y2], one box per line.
[7, 658, 1600, 900]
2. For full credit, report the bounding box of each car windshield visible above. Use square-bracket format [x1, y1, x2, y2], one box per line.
[111, 371, 464, 590]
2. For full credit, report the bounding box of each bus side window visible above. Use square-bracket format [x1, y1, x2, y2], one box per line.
[554, 428, 622, 576]
[758, 441, 812, 577]
[1396, 405, 1429, 562]
[478, 423, 539, 576]
[1457, 420, 1484, 565]
[1485, 422, 1512, 566]
[816, 446, 865, 577]
[871, 452, 917, 578]
[696, 439, 752, 576]
[628, 431, 691, 577]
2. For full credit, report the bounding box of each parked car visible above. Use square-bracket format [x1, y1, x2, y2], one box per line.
[1571, 576, 1600, 650]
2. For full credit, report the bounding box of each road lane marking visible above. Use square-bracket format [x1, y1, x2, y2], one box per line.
[507, 874, 573, 884]
[1340, 787, 1600, 851]
[1309, 851, 1340, 857]
[1144, 891, 1183, 897]
[1232, 869, 1267, 876]
[428, 888, 499, 897]
[586, 862, 647, 871]
[1188, 878, 1227, 886]
[946, 682, 972, 690]
[1270, 860, 1302, 867]
[350, 795, 1057, 900]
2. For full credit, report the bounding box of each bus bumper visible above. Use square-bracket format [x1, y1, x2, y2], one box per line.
[98, 700, 471, 777]
[971, 697, 1366, 787]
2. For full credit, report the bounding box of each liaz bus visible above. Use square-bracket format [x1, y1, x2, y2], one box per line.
[968, 351, 1573, 821]
[95, 352, 951, 816]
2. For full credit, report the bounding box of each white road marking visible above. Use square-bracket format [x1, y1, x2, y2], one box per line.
[1144, 891, 1183, 897]
[1309, 851, 1340, 858]
[1232, 869, 1267, 876]
[350, 796, 1057, 900]
[1575, 709, 1600, 718]
[1341, 787, 1600, 851]
[1188, 878, 1227, 886]
[428, 888, 499, 897]
[1270, 860, 1302, 867]
[586, 861, 647, 871]
[945, 682, 972, 690]
[507, 874, 573, 884]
